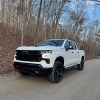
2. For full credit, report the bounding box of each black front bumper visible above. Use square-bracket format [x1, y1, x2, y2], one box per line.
[14, 62, 52, 74]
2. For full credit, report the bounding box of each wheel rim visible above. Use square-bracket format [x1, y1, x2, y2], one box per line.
[55, 66, 63, 82]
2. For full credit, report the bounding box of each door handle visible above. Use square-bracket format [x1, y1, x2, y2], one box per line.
[77, 52, 79, 53]
[71, 52, 74, 53]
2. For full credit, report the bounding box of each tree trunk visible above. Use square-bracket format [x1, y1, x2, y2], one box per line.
[35, 0, 43, 43]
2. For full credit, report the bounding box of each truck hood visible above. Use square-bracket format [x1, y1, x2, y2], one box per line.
[17, 46, 62, 51]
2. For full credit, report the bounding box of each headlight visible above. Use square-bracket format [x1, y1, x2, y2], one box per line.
[41, 50, 52, 58]
[41, 50, 52, 54]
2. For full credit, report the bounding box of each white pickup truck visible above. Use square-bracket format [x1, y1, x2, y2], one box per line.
[13, 39, 85, 83]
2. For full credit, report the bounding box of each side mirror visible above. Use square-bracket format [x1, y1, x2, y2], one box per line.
[65, 46, 73, 51]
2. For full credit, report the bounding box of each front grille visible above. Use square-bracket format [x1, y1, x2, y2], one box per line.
[16, 50, 42, 62]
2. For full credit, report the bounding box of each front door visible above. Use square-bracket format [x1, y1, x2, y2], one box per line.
[64, 41, 74, 68]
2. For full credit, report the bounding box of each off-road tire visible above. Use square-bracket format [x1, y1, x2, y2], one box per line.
[77, 58, 84, 71]
[48, 61, 64, 83]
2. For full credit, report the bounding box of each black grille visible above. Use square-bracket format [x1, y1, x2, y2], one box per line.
[16, 50, 42, 62]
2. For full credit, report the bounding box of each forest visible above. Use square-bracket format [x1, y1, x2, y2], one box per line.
[0, 0, 100, 75]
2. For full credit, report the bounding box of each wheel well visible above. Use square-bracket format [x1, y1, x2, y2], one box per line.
[55, 57, 64, 65]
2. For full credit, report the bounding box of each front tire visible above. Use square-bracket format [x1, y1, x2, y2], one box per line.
[48, 61, 64, 83]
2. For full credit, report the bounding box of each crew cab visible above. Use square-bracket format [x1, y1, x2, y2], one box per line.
[13, 39, 85, 83]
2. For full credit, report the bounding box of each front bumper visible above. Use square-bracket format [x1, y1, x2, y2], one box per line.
[14, 62, 52, 74]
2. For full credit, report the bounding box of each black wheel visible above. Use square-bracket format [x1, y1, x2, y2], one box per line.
[48, 61, 64, 83]
[77, 58, 84, 71]
[18, 71, 30, 76]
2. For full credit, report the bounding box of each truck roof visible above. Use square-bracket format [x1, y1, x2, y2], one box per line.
[46, 39, 67, 41]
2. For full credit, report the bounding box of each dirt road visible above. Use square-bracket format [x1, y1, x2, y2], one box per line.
[0, 59, 100, 100]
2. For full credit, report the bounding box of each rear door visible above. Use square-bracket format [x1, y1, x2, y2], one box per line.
[69, 41, 79, 65]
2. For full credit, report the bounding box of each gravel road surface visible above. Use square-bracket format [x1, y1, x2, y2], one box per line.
[0, 59, 100, 100]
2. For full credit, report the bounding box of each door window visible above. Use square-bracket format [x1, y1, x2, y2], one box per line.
[69, 41, 77, 50]
[64, 41, 70, 49]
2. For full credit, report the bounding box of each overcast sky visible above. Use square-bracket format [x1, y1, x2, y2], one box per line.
[86, 1, 100, 20]
[60, 1, 100, 24]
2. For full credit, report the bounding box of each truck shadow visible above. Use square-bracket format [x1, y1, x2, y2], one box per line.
[15, 68, 82, 84]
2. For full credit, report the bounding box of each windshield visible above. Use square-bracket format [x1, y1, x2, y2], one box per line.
[36, 40, 64, 47]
